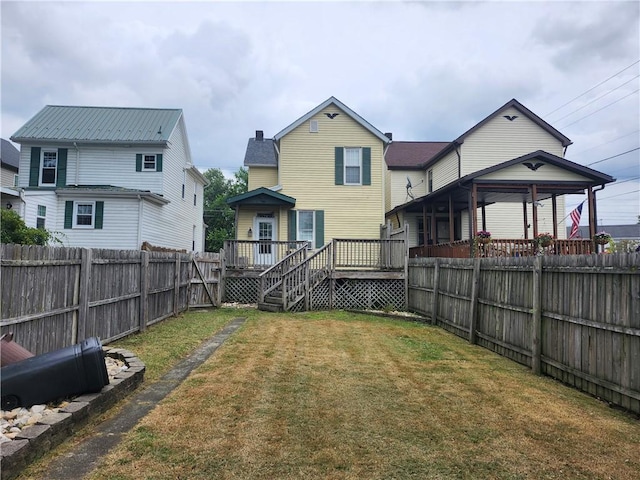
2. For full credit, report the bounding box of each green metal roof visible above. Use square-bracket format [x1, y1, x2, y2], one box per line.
[11, 105, 183, 144]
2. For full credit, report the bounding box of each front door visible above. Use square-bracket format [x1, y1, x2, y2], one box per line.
[254, 217, 276, 265]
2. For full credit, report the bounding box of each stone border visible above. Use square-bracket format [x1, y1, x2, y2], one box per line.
[0, 347, 145, 480]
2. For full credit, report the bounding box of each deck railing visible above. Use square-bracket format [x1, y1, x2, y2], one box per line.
[223, 240, 308, 269]
[259, 243, 309, 303]
[282, 242, 333, 310]
[333, 238, 406, 269]
[410, 238, 595, 258]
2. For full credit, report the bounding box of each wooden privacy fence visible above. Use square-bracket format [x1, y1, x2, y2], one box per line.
[408, 253, 640, 414]
[1, 245, 220, 355]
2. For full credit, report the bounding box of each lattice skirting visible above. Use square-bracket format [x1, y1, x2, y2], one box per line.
[306, 278, 405, 311]
[224, 277, 260, 304]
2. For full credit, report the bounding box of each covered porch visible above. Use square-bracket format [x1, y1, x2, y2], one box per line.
[392, 151, 615, 258]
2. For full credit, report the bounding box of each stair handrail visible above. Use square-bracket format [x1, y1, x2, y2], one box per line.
[282, 242, 333, 310]
[258, 242, 309, 303]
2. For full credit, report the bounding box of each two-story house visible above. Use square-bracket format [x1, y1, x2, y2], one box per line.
[233, 97, 614, 255]
[10, 106, 208, 251]
[227, 97, 391, 260]
[385, 99, 614, 247]
[1, 139, 22, 216]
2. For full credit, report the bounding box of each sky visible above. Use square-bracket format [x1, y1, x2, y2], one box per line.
[1, 0, 639, 227]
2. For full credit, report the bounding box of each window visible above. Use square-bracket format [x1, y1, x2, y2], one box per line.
[64, 201, 103, 229]
[74, 202, 95, 227]
[297, 211, 314, 247]
[41, 150, 57, 185]
[143, 155, 157, 170]
[182, 170, 186, 199]
[344, 148, 362, 185]
[13, 174, 19, 187]
[428, 169, 433, 193]
[136, 154, 163, 172]
[36, 205, 46, 229]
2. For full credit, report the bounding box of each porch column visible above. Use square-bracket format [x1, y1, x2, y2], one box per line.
[422, 203, 428, 245]
[448, 195, 454, 242]
[522, 201, 529, 239]
[471, 183, 478, 237]
[531, 184, 539, 238]
[588, 186, 596, 238]
[430, 204, 437, 244]
[551, 195, 558, 239]
[481, 202, 487, 232]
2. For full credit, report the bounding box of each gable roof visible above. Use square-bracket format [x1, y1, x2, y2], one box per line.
[244, 137, 277, 167]
[11, 106, 183, 144]
[1, 139, 20, 170]
[421, 98, 573, 168]
[385, 141, 449, 169]
[226, 187, 296, 208]
[273, 96, 391, 144]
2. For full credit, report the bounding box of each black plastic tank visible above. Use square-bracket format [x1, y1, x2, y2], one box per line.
[1, 337, 109, 410]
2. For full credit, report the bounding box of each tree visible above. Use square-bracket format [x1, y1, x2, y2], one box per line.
[1, 209, 52, 245]
[202, 167, 248, 252]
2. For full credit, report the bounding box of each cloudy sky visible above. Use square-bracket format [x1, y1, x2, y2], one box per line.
[2, 0, 639, 226]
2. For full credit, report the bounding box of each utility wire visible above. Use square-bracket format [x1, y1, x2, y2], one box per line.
[551, 75, 639, 123]
[558, 88, 640, 129]
[545, 59, 640, 117]
[585, 147, 640, 166]
[570, 130, 640, 156]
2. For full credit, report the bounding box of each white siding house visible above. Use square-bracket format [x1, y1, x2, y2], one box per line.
[10, 106, 208, 251]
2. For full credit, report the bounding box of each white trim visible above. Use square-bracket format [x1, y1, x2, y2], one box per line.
[296, 210, 315, 248]
[344, 147, 363, 185]
[39, 149, 58, 186]
[142, 154, 157, 171]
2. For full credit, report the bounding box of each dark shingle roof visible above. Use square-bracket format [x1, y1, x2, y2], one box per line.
[386, 141, 449, 169]
[244, 138, 277, 167]
[1, 139, 20, 170]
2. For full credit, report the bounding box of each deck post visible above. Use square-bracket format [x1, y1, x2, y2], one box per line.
[469, 258, 481, 344]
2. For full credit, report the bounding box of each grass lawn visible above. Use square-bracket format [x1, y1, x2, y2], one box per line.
[85, 310, 639, 480]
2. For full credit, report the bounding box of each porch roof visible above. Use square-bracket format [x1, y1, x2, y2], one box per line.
[388, 150, 616, 215]
[227, 187, 296, 208]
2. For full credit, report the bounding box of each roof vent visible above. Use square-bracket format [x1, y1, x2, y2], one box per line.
[385, 132, 393, 140]
[256, 130, 264, 141]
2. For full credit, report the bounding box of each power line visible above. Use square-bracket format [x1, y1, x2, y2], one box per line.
[558, 88, 640, 129]
[585, 147, 640, 166]
[551, 75, 640, 123]
[597, 189, 640, 201]
[545, 59, 640, 117]
[569, 130, 640, 156]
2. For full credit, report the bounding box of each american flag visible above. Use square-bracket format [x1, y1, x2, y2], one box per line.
[569, 203, 584, 239]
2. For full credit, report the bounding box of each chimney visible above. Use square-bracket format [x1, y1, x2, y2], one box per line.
[384, 132, 393, 141]
[256, 130, 264, 141]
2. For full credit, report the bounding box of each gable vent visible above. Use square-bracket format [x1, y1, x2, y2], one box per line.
[310, 120, 318, 133]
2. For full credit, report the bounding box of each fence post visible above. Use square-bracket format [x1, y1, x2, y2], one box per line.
[531, 255, 543, 374]
[77, 248, 92, 342]
[468, 258, 481, 344]
[140, 250, 149, 332]
[431, 258, 440, 324]
[174, 252, 180, 316]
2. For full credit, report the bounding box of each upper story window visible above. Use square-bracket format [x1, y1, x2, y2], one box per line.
[136, 154, 163, 172]
[428, 169, 433, 193]
[41, 150, 58, 185]
[344, 148, 362, 185]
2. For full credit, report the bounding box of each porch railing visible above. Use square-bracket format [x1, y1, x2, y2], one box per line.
[259, 243, 309, 303]
[410, 238, 595, 258]
[223, 240, 309, 269]
[333, 238, 406, 269]
[282, 242, 333, 311]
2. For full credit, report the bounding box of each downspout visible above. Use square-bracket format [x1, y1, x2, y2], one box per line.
[137, 195, 143, 248]
[383, 139, 391, 225]
[592, 183, 606, 233]
[456, 143, 462, 179]
[73, 142, 80, 185]
[273, 139, 281, 188]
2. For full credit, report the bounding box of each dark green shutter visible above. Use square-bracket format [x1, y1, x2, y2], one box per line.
[29, 147, 41, 186]
[335, 147, 344, 185]
[64, 201, 73, 229]
[315, 210, 324, 248]
[362, 147, 371, 185]
[56, 148, 67, 187]
[95, 201, 104, 229]
[136, 154, 142, 172]
[288, 210, 297, 243]
[156, 154, 163, 172]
